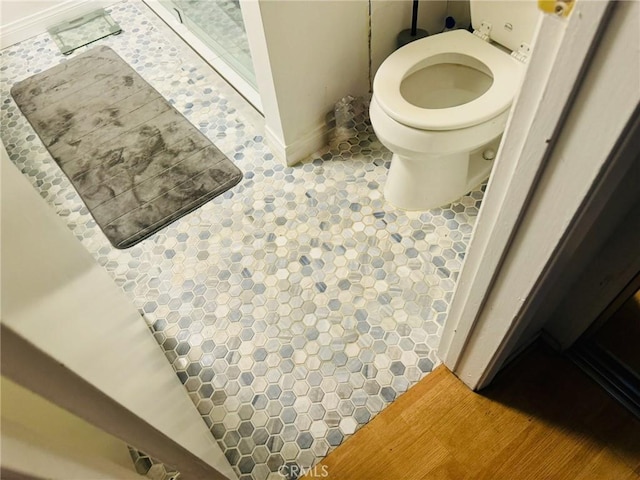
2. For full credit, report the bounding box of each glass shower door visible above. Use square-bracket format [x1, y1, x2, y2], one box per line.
[156, 0, 258, 101]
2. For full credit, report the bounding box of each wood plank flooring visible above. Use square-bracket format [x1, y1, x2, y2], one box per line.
[304, 344, 640, 480]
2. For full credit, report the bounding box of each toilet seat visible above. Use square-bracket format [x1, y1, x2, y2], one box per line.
[373, 29, 525, 131]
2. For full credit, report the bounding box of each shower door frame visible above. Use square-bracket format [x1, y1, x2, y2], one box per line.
[143, 0, 262, 112]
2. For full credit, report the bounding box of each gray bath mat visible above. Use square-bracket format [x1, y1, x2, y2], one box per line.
[11, 45, 242, 249]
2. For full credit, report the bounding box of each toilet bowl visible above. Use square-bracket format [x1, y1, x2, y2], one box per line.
[371, 2, 540, 210]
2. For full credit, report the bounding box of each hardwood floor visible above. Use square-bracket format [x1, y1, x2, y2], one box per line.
[303, 344, 640, 480]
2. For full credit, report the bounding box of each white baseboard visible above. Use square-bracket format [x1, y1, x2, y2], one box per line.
[1, 0, 115, 49]
[265, 122, 329, 167]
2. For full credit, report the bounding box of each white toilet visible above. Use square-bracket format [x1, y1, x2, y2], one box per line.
[370, 1, 540, 210]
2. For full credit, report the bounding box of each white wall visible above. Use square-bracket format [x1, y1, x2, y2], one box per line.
[1, 0, 60, 25]
[0, 0, 114, 48]
[243, 0, 370, 166]
[1, 376, 140, 480]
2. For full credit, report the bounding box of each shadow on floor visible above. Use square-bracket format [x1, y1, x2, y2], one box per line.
[482, 342, 640, 462]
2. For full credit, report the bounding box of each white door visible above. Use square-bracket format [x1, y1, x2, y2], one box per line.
[1, 149, 237, 480]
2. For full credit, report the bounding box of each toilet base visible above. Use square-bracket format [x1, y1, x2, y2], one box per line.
[384, 144, 496, 211]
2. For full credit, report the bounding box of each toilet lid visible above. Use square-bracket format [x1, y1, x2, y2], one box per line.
[373, 29, 525, 131]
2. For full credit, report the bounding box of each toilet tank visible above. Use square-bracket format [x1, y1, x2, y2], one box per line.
[470, 0, 541, 52]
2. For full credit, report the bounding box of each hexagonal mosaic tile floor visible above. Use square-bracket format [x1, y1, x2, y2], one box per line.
[0, 2, 484, 479]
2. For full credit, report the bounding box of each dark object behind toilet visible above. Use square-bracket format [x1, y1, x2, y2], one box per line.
[397, 0, 429, 48]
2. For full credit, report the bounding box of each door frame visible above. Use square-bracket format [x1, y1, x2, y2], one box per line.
[438, 0, 639, 390]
